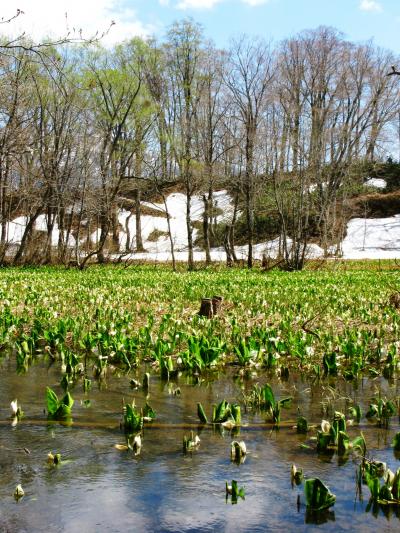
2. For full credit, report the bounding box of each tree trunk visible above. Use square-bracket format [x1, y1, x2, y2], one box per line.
[186, 186, 194, 271]
[202, 194, 211, 265]
[14, 210, 41, 264]
[245, 128, 255, 268]
[134, 188, 144, 252]
[125, 212, 133, 252]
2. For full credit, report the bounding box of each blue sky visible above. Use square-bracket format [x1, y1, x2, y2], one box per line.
[142, 0, 400, 52]
[4, 0, 400, 53]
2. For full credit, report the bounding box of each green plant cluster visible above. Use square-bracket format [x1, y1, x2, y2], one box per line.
[0, 265, 399, 385]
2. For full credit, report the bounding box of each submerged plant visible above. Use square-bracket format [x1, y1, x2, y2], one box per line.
[123, 401, 143, 433]
[392, 432, 400, 451]
[349, 404, 362, 424]
[231, 441, 247, 463]
[197, 400, 241, 427]
[291, 464, 303, 486]
[10, 399, 23, 426]
[297, 416, 308, 434]
[362, 460, 400, 504]
[245, 383, 292, 424]
[129, 434, 142, 455]
[197, 402, 208, 424]
[304, 478, 336, 511]
[183, 431, 200, 453]
[316, 412, 365, 456]
[322, 352, 338, 375]
[14, 484, 24, 500]
[10, 399, 23, 418]
[47, 452, 61, 465]
[366, 396, 396, 428]
[143, 403, 156, 421]
[46, 387, 74, 420]
[226, 480, 245, 504]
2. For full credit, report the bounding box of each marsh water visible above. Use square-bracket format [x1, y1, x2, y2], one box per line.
[0, 359, 399, 532]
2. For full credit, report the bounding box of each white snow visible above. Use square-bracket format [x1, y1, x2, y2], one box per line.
[3, 189, 400, 261]
[6, 216, 28, 243]
[341, 215, 400, 259]
[117, 190, 237, 253]
[364, 178, 387, 189]
[6, 214, 75, 247]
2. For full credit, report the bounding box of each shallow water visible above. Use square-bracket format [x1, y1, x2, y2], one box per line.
[0, 359, 399, 532]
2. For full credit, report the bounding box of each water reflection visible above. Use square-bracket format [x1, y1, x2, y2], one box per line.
[0, 361, 399, 531]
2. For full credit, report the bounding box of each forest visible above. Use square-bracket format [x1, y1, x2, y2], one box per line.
[0, 19, 399, 269]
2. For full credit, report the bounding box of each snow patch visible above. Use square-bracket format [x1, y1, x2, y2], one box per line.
[3, 189, 400, 261]
[364, 178, 387, 189]
[342, 215, 400, 259]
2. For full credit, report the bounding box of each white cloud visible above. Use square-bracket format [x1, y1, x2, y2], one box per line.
[176, 0, 269, 8]
[359, 0, 382, 12]
[159, 0, 170, 5]
[1, 1, 154, 46]
[176, 0, 223, 8]
[241, 0, 270, 5]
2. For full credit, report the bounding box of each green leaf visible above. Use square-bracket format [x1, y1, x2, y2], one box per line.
[392, 432, 400, 451]
[213, 400, 231, 423]
[46, 387, 59, 416]
[351, 433, 366, 455]
[279, 397, 293, 408]
[304, 478, 336, 511]
[365, 471, 380, 500]
[297, 416, 308, 434]
[366, 403, 378, 419]
[323, 352, 337, 375]
[349, 404, 362, 423]
[316, 431, 332, 452]
[231, 404, 241, 425]
[143, 403, 156, 420]
[83, 378, 91, 392]
[379, 484, 393, 502]
[262, 384, 275, 410]
[123, 402, 143, 432]
[62, 392, 74, 410]
[197, 402, 208, 424]
[392, 468, 400, 499]
[337, 431, 350, 455]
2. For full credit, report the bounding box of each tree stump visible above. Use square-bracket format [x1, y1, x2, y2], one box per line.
[390, 292, 400, 308]
[212, 295, 223, 315]
[261, 254, 269, 269]
[199, 298, 214, 318]
[198, 296, 223, 318]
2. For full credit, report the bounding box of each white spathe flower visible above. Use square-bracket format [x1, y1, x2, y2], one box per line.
[133, 435, 141, 455]
[321, 419, 331, 433]
[10, 400, 18, 416]
[14, 484, 24, 498]
[222, 419, 236, 429]
[230, 440, 247, 460]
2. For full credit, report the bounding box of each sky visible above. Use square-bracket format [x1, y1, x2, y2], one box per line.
[2, 0, 400, 54]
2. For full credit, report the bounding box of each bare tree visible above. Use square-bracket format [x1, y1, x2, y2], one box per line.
[225, 36, 274, 268]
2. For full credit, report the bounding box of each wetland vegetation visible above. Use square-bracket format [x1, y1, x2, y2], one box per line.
[0, 262, 400, 530]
